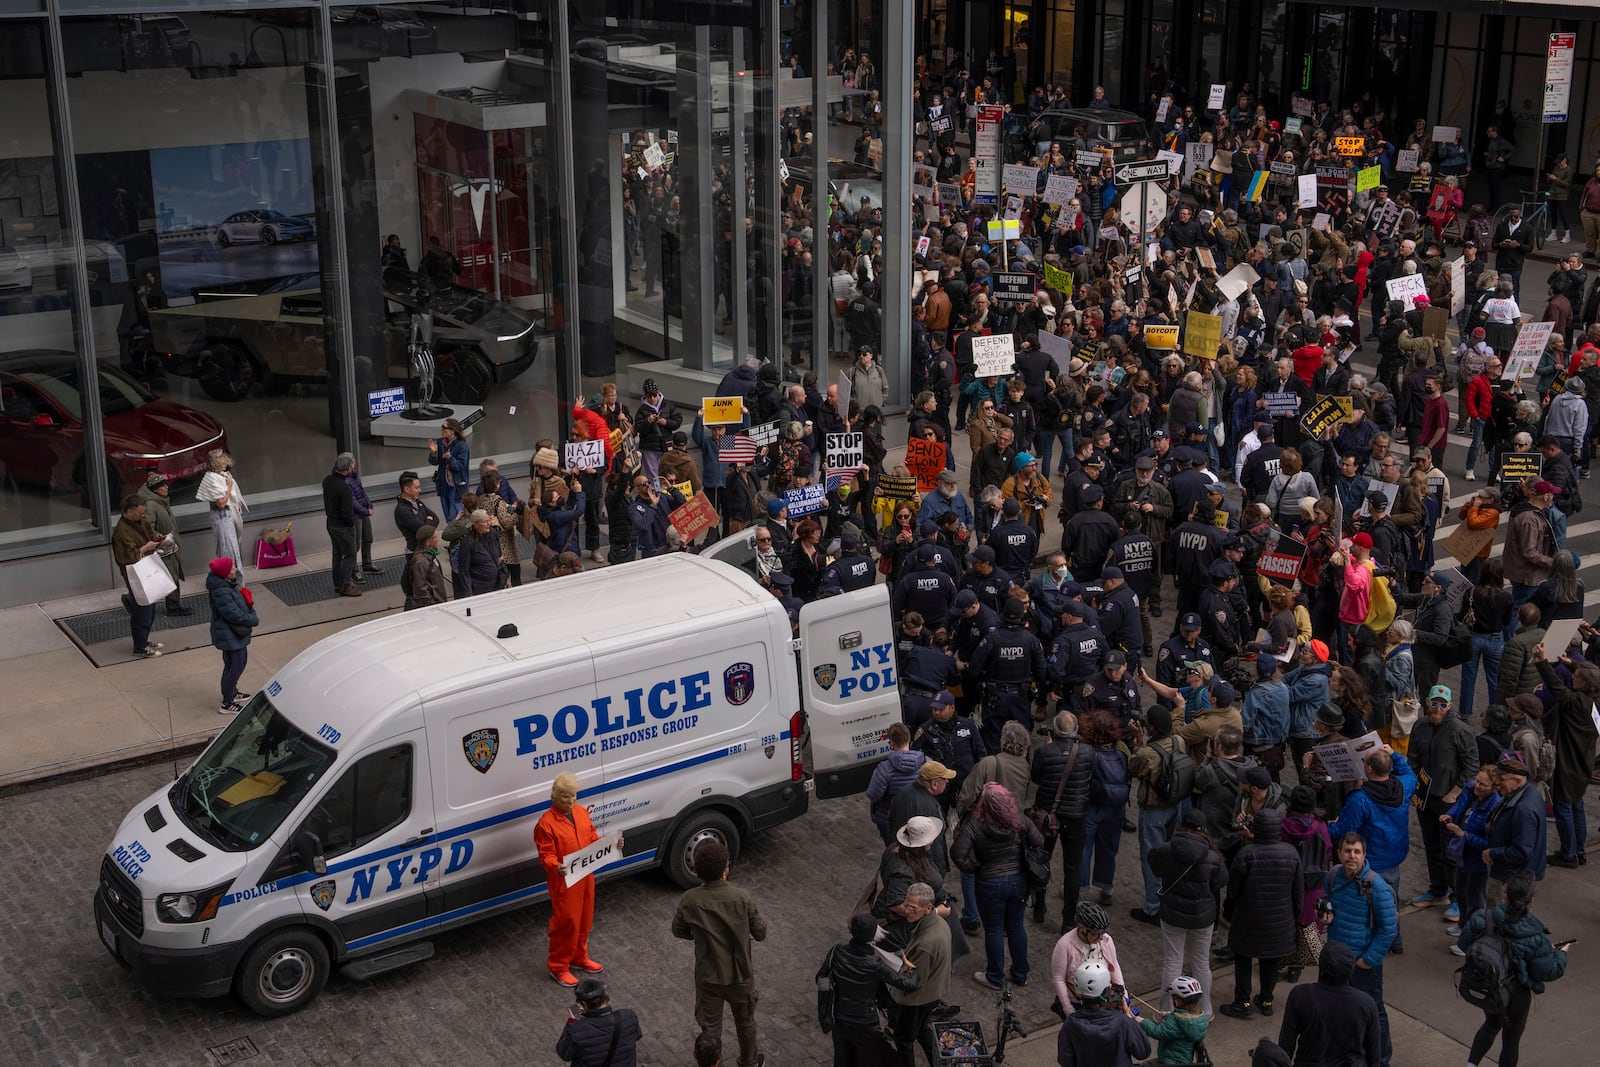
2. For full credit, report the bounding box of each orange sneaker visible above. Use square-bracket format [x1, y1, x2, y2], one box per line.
[573, 959, 605, 972]
[550, 970, 579, 987]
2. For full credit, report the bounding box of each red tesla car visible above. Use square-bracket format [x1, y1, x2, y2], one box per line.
[0, 350, 227, 508]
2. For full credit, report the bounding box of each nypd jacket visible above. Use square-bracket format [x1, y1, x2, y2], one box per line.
[1321, 862, 1397, 968]
[1327, 759, 1417, 873]
[818, 552, 876, 598]
[914, 715, 986, 784]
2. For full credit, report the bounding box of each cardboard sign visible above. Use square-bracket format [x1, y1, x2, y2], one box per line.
[702, 396, 744, 424]
[1043, 174, 1078, 206]
[905, 438, 948, 492]
[1499, 453, 1542, 482]
[1037, 330, 1072, 364]
[1335, 136, 1365, 157]
[1313, 732, 1386, 783]
[1432, 126, 1458, 146]
[1264, 391, 1302, 416]
[1041, 261, 1074, 295]
[1217, 263, 1260, 301]
[1422, 306, 1450, 341]
[993, 271, 1037, 303]
[1003, 164, 1041, 194]
[1144, 324, 1179, 349]
[1155, 96, 1171, 123]
[877, 475, 919, 501]
[1395, 149, 1420, 172]
[1258, 550, 1305, 585]
[1511, 322, 1556, 365]
[1385, 273, 1429, 311]
[1196, 247, 1216, 272]
[1356, 165, 1381, 192]
[564, 439, 607, 469]
[826, 431, 864, 472]
[1157, 149, 1184, 176]
[1291, 97, 1315, 118]
[1207, 84, 1226, 110]
[938, 183, 962, 208]
[783, 484, 828, 517]
[1181, 311, 1222, 360]
[1441, 520, 1496, 566]
[1300, 394, 1354, 437]
[643, 143, 666, 170]
[971, 334, 1016, 377]
[563, 834, 622, 887]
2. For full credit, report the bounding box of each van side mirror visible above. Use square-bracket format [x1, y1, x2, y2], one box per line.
[297, 831, 327, 876]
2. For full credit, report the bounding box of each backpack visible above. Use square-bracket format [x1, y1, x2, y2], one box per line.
[1295, 830, 1331, 897]
[1457, 917, 1517, 1014]
[1151, 740, 1196, 806]
[1513, 726, 1557, 786]
[400, 557, 414, 598]
[1089, 745, 1130, 806]
[814, 945, 839, 1033]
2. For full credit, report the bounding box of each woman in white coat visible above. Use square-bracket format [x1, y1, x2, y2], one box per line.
[195, 449, 246, 572]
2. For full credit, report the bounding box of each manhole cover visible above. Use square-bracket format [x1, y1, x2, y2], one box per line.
[207, 1037, 259, 1065]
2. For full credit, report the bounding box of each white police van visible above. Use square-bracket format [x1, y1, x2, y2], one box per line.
[94, 554, 897, 1016]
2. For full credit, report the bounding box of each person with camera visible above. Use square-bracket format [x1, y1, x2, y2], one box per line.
[556, 977, 641, 1067]
[820, 912, 920, 1065]
[1319, 832, 1397, 1067]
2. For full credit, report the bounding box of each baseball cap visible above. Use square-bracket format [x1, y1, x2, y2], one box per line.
[915, 543, 938, 562]
[1002, 497, 1022, 517]
[1060, 599, 1088, 619]
[1350, 532, 1374, 549]
[1209, 679, 1237, 706]
[1151, 429, 1170, 440]
[1002, 598, 1028, 621]
[1100, 565, 1124, 581]
[930, 690, 956, 708]
[1256, 657, 1278, 678]
[1179, 612, 1201, 630]
[1366, 490, 1390, 510]
[972, 544, 996, 563]
[919, 520, 939, 537]
[1209, 561, 1239, 580]
[1426, 569, 1452, 588]
[953, 589, 979, 610]
[768, 571, 794, 588]
[1429, 684, 1452, 703]
[1081, 484, 1105, 504]
[918, 760, 958, 782]
[1531, 480, 1560, 495]
[1186, 421, 1204, 436]
[1410, 446, 1431, 460]
[1104, 650, 1128, 667]
[767, 498, 787, 517]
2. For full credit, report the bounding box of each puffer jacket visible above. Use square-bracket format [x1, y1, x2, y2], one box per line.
[825, 940, 920, 1027]
[873, 844, 950, 924]
[1457, 905, 1569, 993]
[1030, 735, 1094, 823]
[1148, 829, 1227, 930]
[1328, 759, 1416, 873]
[1225, 810, 1301, 960]
[207, 572, 258, 652]
[1444, 788, 1500, 874]
[1322, 861, 1397, 968]
[951, 813, 1044, 881]
[1193, 755, 1255, 851]
[866, 749, 928, 831]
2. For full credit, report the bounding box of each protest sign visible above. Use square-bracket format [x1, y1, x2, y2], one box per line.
[1335, 136, 1365, 157]
[1396, 149, 1420, 172]
[993, 271, 1037, 303]
[1499, 453, 1541, 482]
[1291, 97, 1315, 117]
[826, 432, 864, 474]
[1264, 391, 1302, 417]
[783, 484, 828, 517]
[1207, 84, 1226, 109]
[1157, 149, 1184, 176]
[1300, 394, 1354, 437]
[564, 439, 607, 469]
[1313, 732, 1386, 782]
[1196, 247, 1216, 272]
[905, 438, 948, 492]
[1182, 311, 1223, 359]
[1545, 617, 1585, 658]
[915, 235, 931, 259]
[1041, 261, 1074, 295]
[669, 494, 720, 541]
[1432, 126, 1458, 146]
[1422, 306, 1450, 341]
[1003, 164, 1041, 195]
[1384, 273, 1429, 311]
[563, 834, 622, 887]
[702, 396, 743, 424]
[1356, 165, 1381, 192]
[1311, 212, 1332, 231]
[1284, 117, 1304, 136]
[747, 420, 781, 447]
[1037, 330, 1072, 364]
[971, 333, 1017, 377]
[1510, 321, 1556, 369]
[1144, 324, 1179, 350]
[931, 114, 953, 135]
[1258, 548, 1305, 586]
[1450, 257, 1467, 316]
[1156, 97, 1171, 123]
[938, 183, 962, 208]
[877, 475, 918, 500]
[643, 143, 665, 170]
[1441, 521, 1497, 567]
[1043, 174, 1078, 206]
[1217, 263, 1260, 301]
[1297, 174, 1318, 209]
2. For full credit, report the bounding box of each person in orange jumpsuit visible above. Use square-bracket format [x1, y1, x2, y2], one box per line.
[534, 773, 616, 986]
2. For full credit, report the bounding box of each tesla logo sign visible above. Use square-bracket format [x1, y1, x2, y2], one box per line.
[449, 179, 510, 237]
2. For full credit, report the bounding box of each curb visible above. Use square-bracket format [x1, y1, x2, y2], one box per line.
[0, 733, 216, 798]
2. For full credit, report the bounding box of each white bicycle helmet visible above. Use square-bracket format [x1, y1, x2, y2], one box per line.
[1073, 958, 1113, 1000]
[1168, 975, 1204, 1000]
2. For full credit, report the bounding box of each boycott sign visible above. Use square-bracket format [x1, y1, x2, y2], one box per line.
[877, 475, 918, 500]
[1144, 324, 1179, 349]
[971, 334, 1017, 377]
[563, 834, 622, 887]
[1300, 394, 1354, 437]
[669, 494, 719, 542]
[1500, 453, 1542, 482]
[1264, 391, 1302, 417]
[564, 439, 607, 469]
[702, 396, 743, 424]
[783, 484, 828, 517]
[905, 438, 948, 491]
[1258, 551, 1305, 586]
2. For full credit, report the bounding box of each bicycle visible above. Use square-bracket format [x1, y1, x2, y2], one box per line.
[990, 976, 1028, 1063]
[1489, 190, 1550, 252]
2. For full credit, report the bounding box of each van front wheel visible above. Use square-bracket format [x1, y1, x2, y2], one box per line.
[236, 929, 330, 1017]
[664, 810, 741, 889]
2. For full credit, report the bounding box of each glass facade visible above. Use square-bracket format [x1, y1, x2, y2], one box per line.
[0, 0, 843, 590]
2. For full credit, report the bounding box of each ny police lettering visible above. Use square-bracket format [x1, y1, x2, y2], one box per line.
[1178, 531, 1210, 550]
[347, 839, 475, 904]
[837, 642, 896, 699]
[514, 671, 715, 762]
[113, 839, 152, 881]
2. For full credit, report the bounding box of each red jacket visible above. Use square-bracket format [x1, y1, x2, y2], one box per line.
[571, 403, 615, 461]
[1292, 344, 1324, 384]
[1465, 372, 1494, 420]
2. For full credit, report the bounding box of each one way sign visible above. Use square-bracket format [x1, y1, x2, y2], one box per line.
[1114, 160, 1169, 185]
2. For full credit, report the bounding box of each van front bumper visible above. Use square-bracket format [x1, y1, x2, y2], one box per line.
[94, 888, 241, 999]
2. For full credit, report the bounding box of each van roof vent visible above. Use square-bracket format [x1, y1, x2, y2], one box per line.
[143, 805, 167, 831]
[167, 838, 205, 863]
[496, 624, 519, 639]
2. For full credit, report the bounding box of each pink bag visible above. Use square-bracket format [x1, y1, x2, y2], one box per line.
[255, 535, 297, 569]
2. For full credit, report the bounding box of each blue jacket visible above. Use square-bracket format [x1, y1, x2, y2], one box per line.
[542, 490, 586, 555]
[207, 572, 258, 652]
[1328, 759, 1416, 873]
[1322, 861, 1397, 968]
[1445, 788, 1500, 875]
[1485, 782, 1547, 882]
[689, 416, 729, 490]
[1241, 677, 1291, 746]
[1457, 905, 1568, 993]
[432, 436, 470, 493]
[1283, 663, 1331, 738]
[917, 489, 974, 530]
[348, 472, 374, 517]
[866, 749, 928, 831]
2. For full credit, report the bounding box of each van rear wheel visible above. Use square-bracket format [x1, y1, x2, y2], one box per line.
[235, 928, 329, 1017]
[664, 810, 740, 889]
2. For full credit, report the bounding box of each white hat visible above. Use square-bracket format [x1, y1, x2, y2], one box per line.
[895, 815, 945, 849]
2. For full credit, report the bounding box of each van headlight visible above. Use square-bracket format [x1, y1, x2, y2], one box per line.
[156, 882, 233, 923]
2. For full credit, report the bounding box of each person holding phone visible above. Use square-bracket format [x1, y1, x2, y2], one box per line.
[556, 977, 641, 1067]
[1455, 875, 1570, 1067]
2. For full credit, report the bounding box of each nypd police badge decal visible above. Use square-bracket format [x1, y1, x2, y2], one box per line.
[813, 663, 837, 690]
[724, 662, 755, 705]
[310, 880, 336, 911]
[462, 728, 499, 774]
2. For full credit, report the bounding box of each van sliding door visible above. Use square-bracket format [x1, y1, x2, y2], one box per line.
[799, 586, 899, 799]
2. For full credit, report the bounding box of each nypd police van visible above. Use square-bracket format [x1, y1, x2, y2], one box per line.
[94, 554, 897, 1016]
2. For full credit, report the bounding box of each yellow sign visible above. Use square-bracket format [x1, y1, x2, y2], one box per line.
[1042, 262, 1074, 296]
[1300, 394, 1355, 437]
[1182, 311, 1223, 359]
[673, 480, 695, 500]
[1144, 324, 1179, 349]
[702, 396, 744, 424]
[1335, 136, 1365, 157]
[986, 219, 1021, 240]
[1356, 165, 1381, 192]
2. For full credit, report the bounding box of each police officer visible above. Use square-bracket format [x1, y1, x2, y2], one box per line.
[1098, 565, 1142, 660]
[1132, 428, 1180, 484]
[1068, 649, 1142, 734]
[949, 588, 1000, 717]
[892, 543, 957, 621]
[959, 545, 1014, 612]
[968, 597, 1046, 752]
[895, 611, 931, 680]
[1219, 535, 1254, 635]
[1061, 483, 1119, 581]
[1106, 510, 1158, 652]
[1047, 599, 1107, 700]
[917, 520, 963, 582]
[768, 570, 804, 634]
[1203, 480, 1239, 531]
[899, 639, 960, 732]
[1155, 613, 1216, 692]
[817, 530, 876, 597]
[912, 690, 986, 814]
[1168, 500, 1226, 621]
[1168, 450, 1215, 523]
[985, 497, 1039, 577]
[1197, 560, 1243, 661]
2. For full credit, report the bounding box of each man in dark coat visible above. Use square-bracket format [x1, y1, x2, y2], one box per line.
[1219, 809, 1302, 1018]
[323, 454, 360, 597]
[556, 978, 642, 1067]
[1535, 651, 1600, 866]
[1276, 942, 1382, 1067]
[1030, 711, 1095, 930]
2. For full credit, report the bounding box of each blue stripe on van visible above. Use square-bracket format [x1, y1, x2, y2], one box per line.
[343, 850, 659, 952]
[220, 732, 791, 906]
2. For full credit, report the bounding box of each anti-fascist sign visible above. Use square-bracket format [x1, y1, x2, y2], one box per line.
[1300, 394, 1354, 437]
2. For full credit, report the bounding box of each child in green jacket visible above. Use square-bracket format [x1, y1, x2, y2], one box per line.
[1138, 976, 1211, 1064]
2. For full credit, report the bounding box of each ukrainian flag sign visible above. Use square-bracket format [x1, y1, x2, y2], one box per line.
[1243, 171, 1269, 202]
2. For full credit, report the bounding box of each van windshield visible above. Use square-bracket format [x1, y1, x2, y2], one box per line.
[169, 693, 336, 852]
